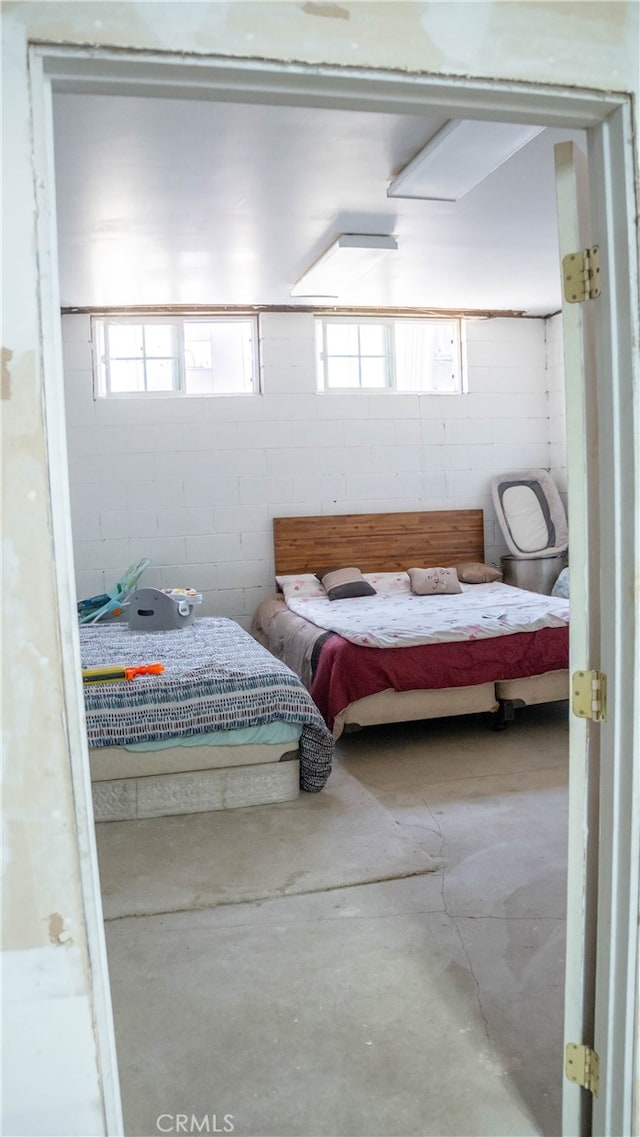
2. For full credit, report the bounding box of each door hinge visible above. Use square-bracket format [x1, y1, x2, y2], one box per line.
[565, 1043, 600, 1095]
[572, 670, 607, 721]
[562, 245, 601, 302]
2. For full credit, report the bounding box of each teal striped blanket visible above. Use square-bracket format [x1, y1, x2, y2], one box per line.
[80, 618, 334, 792]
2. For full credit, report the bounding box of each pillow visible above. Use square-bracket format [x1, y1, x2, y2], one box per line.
[362, 571, 411, 595]
[551, 566, 570, 598]
[317, 567, 377, 602]
[456, 562, 503, 584]
[408, 567, 462, 595]
[276, 574, 326, 601]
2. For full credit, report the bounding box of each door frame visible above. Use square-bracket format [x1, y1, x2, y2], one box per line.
[27, 45, 639, 1135]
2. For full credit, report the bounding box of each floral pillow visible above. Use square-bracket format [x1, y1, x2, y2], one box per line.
[276, 574, 326, 601]
[408, 567, 462, 595]
[363, 571, 411, 594]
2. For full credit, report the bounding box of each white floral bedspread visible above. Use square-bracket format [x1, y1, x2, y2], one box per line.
[284, 581, 569, 648]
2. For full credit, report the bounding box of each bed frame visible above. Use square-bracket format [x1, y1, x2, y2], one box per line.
[90, 741, 300, 822]
[271, 509, 568, 732]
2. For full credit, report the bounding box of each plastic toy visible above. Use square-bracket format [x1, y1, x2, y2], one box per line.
[78, 558, 151, 624]
[82, 662, 165, 684]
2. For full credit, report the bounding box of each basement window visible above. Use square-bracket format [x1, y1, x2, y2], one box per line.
[315, 316, 463, 393]
[92, 315, 259, 397]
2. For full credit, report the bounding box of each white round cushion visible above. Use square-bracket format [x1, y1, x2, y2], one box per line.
[501, 484, 551, 553]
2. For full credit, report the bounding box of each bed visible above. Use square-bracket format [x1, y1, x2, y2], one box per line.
[252, 509, 570, 737]
[81, 617, 334, 821]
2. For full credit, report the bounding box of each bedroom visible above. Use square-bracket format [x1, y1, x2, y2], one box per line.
[3, 8, 636, 1137]
[54, 84, 575, 1135]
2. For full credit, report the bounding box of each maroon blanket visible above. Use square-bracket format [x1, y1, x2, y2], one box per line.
[311, 627, 568, 731]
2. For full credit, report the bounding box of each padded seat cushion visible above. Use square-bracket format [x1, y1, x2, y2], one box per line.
[491, 469, 568, 559]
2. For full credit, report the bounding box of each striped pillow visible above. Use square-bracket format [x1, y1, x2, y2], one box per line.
[318, 567, 377, 602]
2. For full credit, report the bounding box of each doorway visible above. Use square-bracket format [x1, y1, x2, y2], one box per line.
[28, 47, 639, 1137]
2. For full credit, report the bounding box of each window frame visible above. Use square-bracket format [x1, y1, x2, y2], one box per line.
[317, 318, 395, 391]
[92, 313, 260, 398]
[316, 314, 464, 395]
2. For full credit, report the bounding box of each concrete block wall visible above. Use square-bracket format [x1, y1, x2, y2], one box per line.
[63, 312, 564, 627]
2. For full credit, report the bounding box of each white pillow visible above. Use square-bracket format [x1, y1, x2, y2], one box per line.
[362, 571, 411, 594]
[276, 574, 325, 601]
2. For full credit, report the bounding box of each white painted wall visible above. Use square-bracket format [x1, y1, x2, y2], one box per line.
[3, 3, 637, 1135]
[64, 312, 559, 626]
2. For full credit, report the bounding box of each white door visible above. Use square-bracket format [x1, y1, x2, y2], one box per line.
[555, 124, 640, 1137]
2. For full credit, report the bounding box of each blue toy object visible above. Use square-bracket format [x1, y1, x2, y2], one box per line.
[77, 558, 151, 624]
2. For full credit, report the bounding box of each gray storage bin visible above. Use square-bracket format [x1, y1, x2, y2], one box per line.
[127, 587, 202, 630]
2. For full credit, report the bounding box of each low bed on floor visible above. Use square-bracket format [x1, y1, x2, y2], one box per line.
[81, 617, 334, 821]
[252, 509, 570, 737]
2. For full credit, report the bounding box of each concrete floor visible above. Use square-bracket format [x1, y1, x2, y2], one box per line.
[99, 702, 569, 1137]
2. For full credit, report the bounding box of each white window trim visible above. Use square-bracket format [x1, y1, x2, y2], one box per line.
[316, 314, 464, 394]
[91, 313, 260, 398]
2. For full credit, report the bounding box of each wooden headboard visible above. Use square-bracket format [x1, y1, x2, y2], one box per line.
[273, 510, 485, 576]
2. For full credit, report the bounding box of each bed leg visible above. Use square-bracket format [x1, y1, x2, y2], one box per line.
[493, 698, 525, 731]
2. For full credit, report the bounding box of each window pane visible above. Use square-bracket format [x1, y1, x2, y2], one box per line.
[184, 368, 215, 395]
[358, 324, 387, 354]
[184, 325, 213, 370]
[360, 357, 388, 388]
[109, 359, 145, 393]
[316, 316, 461, 395]
[108, 324, 144, 358]
[143, 324, 177, 358]
[215, 321, 252, 393]
[145, 359, 177, 391]
[326, 357, 360, 388]
[94, 315, 257, 398]
[184, 321, 254, 394]
[325, 323, 359, 355]
[395, 320, 459, 392]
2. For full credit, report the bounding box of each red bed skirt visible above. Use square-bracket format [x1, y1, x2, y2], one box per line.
[311, 627, 569, 731]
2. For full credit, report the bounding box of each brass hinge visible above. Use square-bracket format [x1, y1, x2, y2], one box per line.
[562, 245, 601, 302]
[565, 1043, 600, 1095]
[572, 670, 607, 721]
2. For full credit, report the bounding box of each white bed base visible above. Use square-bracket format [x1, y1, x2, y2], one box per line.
[90, 740, 300, 822]
[333, 670, 569, 738]
[495, 669, 569, 705]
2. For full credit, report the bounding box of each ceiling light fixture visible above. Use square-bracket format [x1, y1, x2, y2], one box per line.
[290, 233, 398, 298]
[387, 119, 545, 202]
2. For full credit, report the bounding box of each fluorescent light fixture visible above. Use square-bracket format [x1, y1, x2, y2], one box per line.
[290, 233, 398, 298]
[387, 119, 545, 202]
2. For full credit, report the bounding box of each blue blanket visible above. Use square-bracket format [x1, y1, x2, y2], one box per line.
[80, 618, 334, 792]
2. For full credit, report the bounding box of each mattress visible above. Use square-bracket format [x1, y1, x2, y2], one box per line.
[89, 726, 301, 781]
[80, 617, 334, 793]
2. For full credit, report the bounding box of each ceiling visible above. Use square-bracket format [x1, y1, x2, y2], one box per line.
[52, 92, 586, 316]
